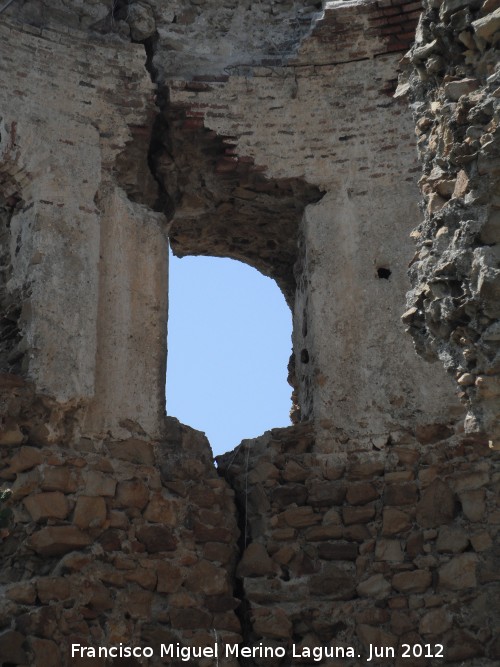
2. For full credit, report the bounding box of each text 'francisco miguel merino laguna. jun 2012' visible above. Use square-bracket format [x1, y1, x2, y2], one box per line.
[71, 641, 446, 662]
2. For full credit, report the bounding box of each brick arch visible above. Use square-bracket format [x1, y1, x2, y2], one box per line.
[153, 109, 322, 307]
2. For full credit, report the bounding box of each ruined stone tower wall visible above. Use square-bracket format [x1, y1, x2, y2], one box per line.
[400, 0, 500, 445]
[0, 0, 498, 665]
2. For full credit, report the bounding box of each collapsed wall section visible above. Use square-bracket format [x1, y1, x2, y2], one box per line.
[159, 103, 322, 305]
[165, 0, 460, 441]
[401, 0, 500, 444]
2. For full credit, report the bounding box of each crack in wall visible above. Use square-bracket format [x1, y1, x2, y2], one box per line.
[0, 200, 23, 374]
[0, 141, 27, 376]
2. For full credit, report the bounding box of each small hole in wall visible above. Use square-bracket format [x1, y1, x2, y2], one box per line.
[377, 267, 392, 280]
[300, 349, 309, 363]
[166, 250, 293, 456]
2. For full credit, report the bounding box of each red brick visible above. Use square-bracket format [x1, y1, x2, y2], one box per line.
[405, 10, 422, 20]
[381, 25, 403, 34]
[388, 14, 405, 23]
[182, 118, 204, 130]
[383, 6, 403, 15]
[401, 0, 422, 10]
[369, 16, 391, 27]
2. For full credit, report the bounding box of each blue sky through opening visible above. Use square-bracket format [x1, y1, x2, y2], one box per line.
[166, 250, 292, 456]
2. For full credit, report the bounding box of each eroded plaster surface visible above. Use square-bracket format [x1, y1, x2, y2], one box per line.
[0, 20, 168, 437]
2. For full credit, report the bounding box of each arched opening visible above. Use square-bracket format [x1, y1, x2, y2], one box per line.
[166, 249, 292, 456]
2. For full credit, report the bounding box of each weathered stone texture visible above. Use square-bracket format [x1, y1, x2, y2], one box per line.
[0, 19, 167, 439]
[0, 408, 239, 666]
[218, 424, 500, 664]
[401, 0, 500, 445]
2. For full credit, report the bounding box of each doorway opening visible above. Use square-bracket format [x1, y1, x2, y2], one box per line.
[166, 249, 293, 456]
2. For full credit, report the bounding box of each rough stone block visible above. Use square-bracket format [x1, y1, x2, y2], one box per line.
[41, 466, 79, 493]
[282, 460, 308, 482]
[472, 8, 500, 41]
[37, 577, 72, 603]
[115, 479, 149, 509]
[73, 496, 107, 529]
[436, 526, 469, 553]
[342, 506, 376, 525]
[185, 559, 229, 595]
[272, 545, 295, 565]
[419, 608, 452, 636]
[11, 469, 40, 500]
[307, 481, 346, 506]
[444, 78, 480, 100]
[157, 561, 183, 593]
[237, 543, 275, 577]
[97, 529, 123, 552]
[0, 421, 24, 446]
[28, 526, 91, 556]
[124, 567, 157, 591]
[442, 629, 484, 661]
[310, 563, 356, 599]
[6, 446, 43, 473]
[415, 423, 453, 444]
[317, 541, 358, 560]
[392, 570, 432, 593]
[390, 610, 417, 636]
[252, 608, 292, 639]
[438, 553, 477, 590]
[143, 493, 177, 524]
[343, 524, 372, 542]
[383, 483, 418, 506]
[470, 531, 492, 551]
[193, 522, 233, 542]
[347, 459, 385, 480]
[84, 471, 116, 497]
[356, 573, 392, 599]
[282, 506, 321, 528]
[416, 479, 455, 528]
[375, 539, 404, 562]
[0, 630, 28, 664]
[203, 542, 235, 564]
[107, 438, 155, 465]
[272, 484, 308, 508]
[248, 461, 280, 483]
[24, 491, 69, 521]
[346, 482, 378, 505]
[382, 508, 412, 535]
[29, 637, 61, 667]
[451, 470, 489, 493]
[136, 525, 177, 553]
[5, 582, 36, 604]
[305, 524, 343, 540]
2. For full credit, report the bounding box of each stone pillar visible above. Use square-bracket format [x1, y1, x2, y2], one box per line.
[0, 20, 167, 438]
